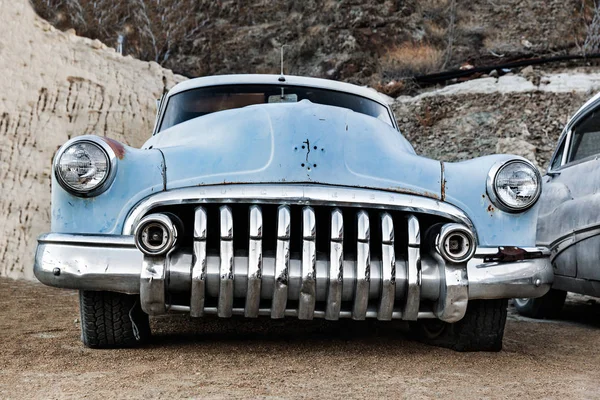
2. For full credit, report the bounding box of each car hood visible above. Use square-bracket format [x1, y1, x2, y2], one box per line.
[143, 101, 443, 199]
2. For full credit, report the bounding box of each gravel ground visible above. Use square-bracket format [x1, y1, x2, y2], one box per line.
[2, 278, 600, 399]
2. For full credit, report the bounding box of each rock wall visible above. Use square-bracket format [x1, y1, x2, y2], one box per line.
[0, 0, 184, 279]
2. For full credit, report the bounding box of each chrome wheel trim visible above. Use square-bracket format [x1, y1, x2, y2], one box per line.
[514, 298, 531, 308]
[420, 319, 447, 339]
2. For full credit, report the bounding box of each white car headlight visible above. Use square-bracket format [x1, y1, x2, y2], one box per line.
[487, 160, 541, 212]
[54, 137, 117, 196]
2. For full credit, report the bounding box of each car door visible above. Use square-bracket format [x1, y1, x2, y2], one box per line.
[538, 102, 600, 280]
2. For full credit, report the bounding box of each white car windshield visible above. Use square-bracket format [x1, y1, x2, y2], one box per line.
[158, 84, 394, 132]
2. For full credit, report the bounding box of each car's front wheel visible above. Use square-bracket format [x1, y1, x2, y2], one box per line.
[410, 299, 508, 352]
[513, 289, 567, 319]
[79, 290, 151, 348]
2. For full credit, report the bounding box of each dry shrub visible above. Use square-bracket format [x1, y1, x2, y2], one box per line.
[372, 80, 406, 98]
[380, 43, 443, 79]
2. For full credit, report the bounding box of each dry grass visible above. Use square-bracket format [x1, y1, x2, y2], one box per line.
[380, 43, 444, 79]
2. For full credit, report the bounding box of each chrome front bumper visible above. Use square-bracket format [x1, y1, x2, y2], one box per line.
[34, 233, 553, 323]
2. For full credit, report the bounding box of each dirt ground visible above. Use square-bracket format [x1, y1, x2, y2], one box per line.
[1, 278, 600, 399]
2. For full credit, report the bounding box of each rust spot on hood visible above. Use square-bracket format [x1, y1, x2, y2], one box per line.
[485, 246, 527, 262]
[101, 137, 126, 159]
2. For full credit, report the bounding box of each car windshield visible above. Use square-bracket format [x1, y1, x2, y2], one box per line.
[158, 84, 394, 132]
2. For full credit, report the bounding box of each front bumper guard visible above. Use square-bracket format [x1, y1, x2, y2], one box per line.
[34, 233, 553, 323]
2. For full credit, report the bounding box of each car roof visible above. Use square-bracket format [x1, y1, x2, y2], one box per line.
[166, 74, 391, 106]
[567, 91, 600, 129]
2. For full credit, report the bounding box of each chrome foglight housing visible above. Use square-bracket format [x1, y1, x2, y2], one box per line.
[54, 136, 117, 197]
[487, 160, 541, 212]
[134, 213, 178, 256]
[436, 223, 476, 264]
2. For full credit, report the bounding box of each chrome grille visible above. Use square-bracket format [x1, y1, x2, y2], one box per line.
[179, 203, 433, 321]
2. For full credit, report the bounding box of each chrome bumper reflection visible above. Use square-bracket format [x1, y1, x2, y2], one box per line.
[34, 233, 553, 323]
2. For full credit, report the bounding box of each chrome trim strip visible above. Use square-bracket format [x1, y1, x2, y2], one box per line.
[245, 205, 263, 318]
[37, 233, 136, 247]
[378, 213, 395, 321]
[123, 184, 474, 236]
[325, 209, 344, 320]
[298, 206, 317, 320]
[179, 307, 438, 320]
[140, 255, 167, 316]
[543, 223, 600, 261]
[272, 205, 291, 318]
[562, 129, 573, 166]
[190, 207, 207, 317]
[353, 211, 370, 320]
[218, 206, 234, 318]
[403, 215, 421, 321]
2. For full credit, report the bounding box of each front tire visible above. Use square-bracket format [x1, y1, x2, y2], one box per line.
[513, 289, 567, 319]
[410, 299, 508, 352]
[79, 291, 151, 348]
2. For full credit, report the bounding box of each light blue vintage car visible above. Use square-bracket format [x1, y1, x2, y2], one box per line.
[35, 74, 553, 351]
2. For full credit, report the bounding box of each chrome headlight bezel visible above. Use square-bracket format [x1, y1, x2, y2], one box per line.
[53, 136, 118, 197]
[486, 159, 542, 213]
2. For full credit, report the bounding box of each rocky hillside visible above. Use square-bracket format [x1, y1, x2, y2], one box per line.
[393, 69, 600, 170]
[32, 0, 591, 90]
[0, 0, 184, 280]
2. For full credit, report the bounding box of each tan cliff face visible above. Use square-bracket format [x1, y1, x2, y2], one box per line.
[0, 0, 185, 279]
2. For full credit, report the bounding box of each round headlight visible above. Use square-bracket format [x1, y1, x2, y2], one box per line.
[54, 137, 117, 196]
[487, 160, 541, 212]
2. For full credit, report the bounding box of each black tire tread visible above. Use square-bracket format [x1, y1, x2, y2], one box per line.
[411, 299, 508, 352]
[79, 291, 150, 348]
[513, 289, 567, 319]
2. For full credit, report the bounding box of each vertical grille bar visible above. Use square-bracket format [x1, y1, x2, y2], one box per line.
[298, 206, 317, 320]
[190, 207, 207, 317]
[353, 210, 370, 320]
[403, 214, 421, 320]
[218, 205, 234, 318]
[378, 213, 395, 320]
[271, 205, 291, 319]
[325, 208, 344, 320]
[245, 205, 263, 318]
